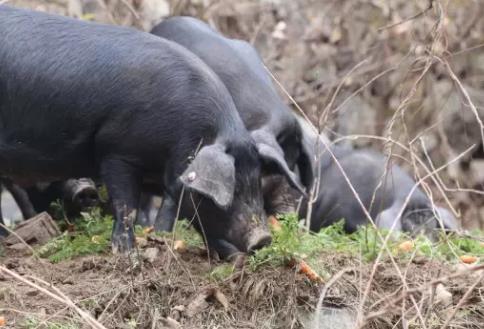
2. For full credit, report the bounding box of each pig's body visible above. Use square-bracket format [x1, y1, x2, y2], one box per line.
[296, 118, 458, 236]
[0, 6, 271, 254]
[150, 17, 311, 233]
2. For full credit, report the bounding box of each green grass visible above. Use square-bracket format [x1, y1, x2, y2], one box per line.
[155, 220, 204, 248]
[36, 206, 204, 262]
[34, 207, 483, 268]
[249, 214, 484, 275]
[37, 208, 112, 262]
[20, 317, 79, 329]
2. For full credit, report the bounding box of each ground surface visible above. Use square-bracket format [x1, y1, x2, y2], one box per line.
[1, 215, 483, 329]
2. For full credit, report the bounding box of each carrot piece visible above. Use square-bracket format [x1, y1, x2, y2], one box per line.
[460, 255, 478, 264]
[398, 240, 414, 253]
[268, 215, 282, 232]
[297, 260, 323, 283]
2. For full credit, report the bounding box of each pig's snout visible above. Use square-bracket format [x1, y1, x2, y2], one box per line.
[73, 186, 99, 209]
[246, 227, 272, 253]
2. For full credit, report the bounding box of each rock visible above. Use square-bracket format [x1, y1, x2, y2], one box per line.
[4, 212, 60, 246]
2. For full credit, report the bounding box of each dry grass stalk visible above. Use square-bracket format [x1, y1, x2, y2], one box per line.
[0, 266, 108, 329]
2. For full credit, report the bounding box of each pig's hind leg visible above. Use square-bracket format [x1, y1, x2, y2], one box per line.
[154, 194, 177, 232]
[100, 158, 142, 253]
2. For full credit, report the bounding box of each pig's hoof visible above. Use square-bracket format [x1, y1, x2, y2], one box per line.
[111, 232, 134, 254]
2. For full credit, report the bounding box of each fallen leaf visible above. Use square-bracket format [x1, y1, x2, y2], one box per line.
[186, 288, 229, 317]
[143, 247, 159, 263]
[0, 315, 5, 327]
[135, 237, 148, 248]
[174, 240, 186, 253]
[91, 235, 101, 244]
[214, 289, 229, 310]
[143, 226, 154, 235]
[434, 283, 452, 306]
[186, 292, 210, 318]
[160, 316, 181, 329]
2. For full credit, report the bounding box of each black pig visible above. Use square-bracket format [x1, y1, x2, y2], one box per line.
[150, 16, 311, 231]
[0, 6, 272, 255]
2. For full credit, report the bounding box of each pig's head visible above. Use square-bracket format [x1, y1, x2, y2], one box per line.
[62, 178, 100, 211]
[376, 202, 459, 240]
[179, 142, 272, 258]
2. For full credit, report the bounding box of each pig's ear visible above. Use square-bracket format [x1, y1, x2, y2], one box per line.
[375, 206, 402, 231]
[434, 207, 459, 231]
[180, 144, 235, 209]
[252, 130, 307, 196]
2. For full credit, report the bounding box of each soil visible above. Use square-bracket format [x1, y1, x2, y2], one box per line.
[1, 238, 483, 328]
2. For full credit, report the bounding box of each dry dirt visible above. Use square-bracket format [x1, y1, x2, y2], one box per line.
[1, 238, 483, 329]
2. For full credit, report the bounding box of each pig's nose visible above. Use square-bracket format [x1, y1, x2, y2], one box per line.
[247, 229, 272, 253]
[74, 188, 99, 207]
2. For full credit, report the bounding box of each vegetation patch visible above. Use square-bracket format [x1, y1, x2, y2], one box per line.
[36, 208, 112, 262]
[250, 214, 484, 278]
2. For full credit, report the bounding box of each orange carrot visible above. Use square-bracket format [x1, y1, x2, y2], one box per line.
[460, 255, 478, 264]
[297, 260, 323, 283]
[268, 215, 282, 232]
[398, 240, 414, 253]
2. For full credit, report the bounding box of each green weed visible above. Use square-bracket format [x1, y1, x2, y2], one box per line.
[250, 214, 484, 272]
[209, 264, 235, 282]
[156, 220, 204, 248]
[20, 317, 79, 329]
[37, 208, 112, 262]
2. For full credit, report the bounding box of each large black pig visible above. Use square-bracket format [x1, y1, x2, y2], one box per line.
[0, 6, 273, 255]
[150, 16, 311, 231]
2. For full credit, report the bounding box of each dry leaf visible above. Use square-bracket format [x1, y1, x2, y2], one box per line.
[186, 288, 229, 317]
[0, 316, 5, 327]
[434, 283, 452, 306]
[214, 289, 229, 310]
[143, 226, 154, 235]
[135, 237, 148, 248]
[160, 316, 181, 329]
[186, 292, 210, 318]
[143, 247, 159, 263]
[174, 240, 187, 253]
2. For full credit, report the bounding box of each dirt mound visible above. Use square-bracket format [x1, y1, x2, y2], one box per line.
[1, 233, 483, 329]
